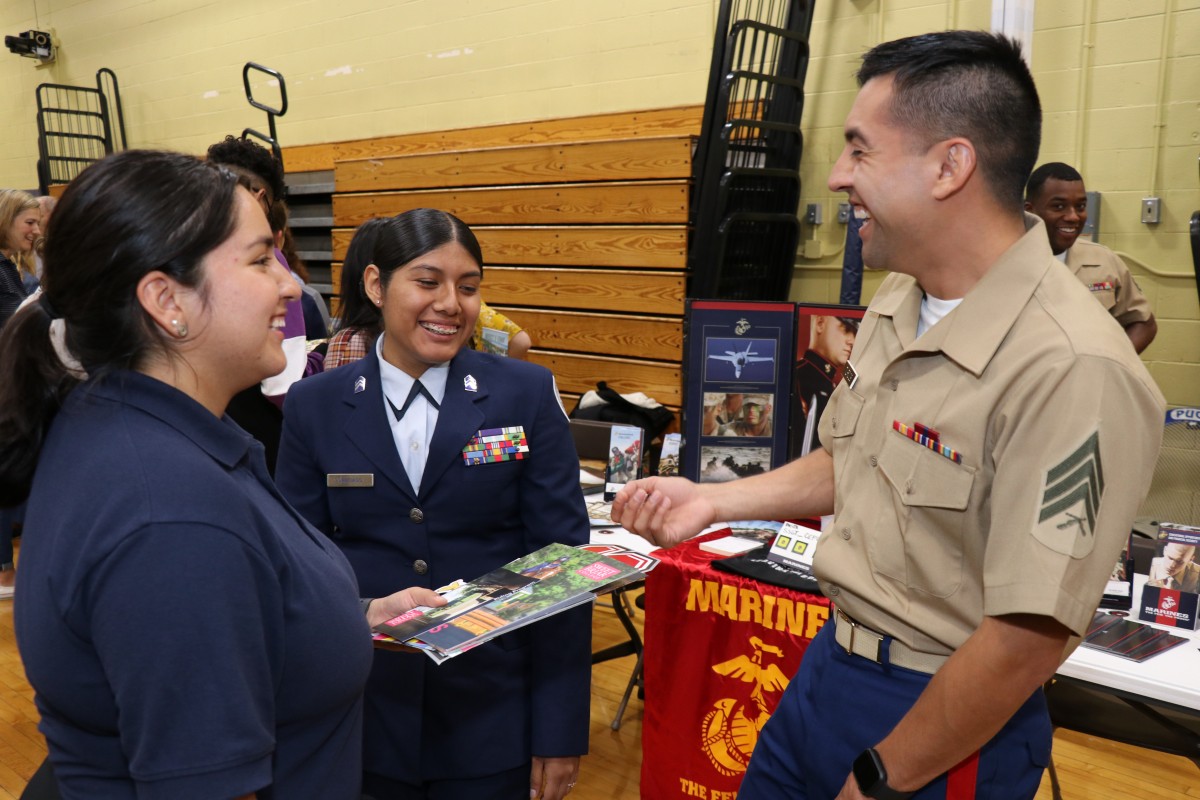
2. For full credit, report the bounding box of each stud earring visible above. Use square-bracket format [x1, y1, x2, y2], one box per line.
[171, 319, 188, 338]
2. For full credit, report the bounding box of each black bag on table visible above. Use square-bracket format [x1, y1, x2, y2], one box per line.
[569, 381, 674, 442]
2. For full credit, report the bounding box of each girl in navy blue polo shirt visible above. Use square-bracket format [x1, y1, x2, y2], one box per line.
[0, 150, 442, 799]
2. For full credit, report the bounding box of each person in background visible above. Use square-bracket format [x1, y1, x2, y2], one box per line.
[474, 299, 532, 358]
[276, 208, 589, 800]
[614, 31, 1163, 799]
[0, 189, 40, 600]
[0, 150, 442, 798]
[1025, 162, 1157, 353]
[269, 198, 331, 339]
[0, 189, 40, 330]
[31, 194, 57, 288]
[206, 136, 313, 473]
[326, 217, 391, 370]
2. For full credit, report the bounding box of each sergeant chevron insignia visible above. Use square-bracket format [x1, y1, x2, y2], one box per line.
[1034, 430, 1104, 558]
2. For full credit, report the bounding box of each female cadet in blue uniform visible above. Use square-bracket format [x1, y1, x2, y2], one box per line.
[275, 209, 591, 800]
[0, 150, 441, 799]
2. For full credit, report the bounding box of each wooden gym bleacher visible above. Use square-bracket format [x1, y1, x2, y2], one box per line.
[282, 106, 702, 414]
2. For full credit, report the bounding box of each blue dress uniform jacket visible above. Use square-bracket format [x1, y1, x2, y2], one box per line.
[276, 347, 592, 785]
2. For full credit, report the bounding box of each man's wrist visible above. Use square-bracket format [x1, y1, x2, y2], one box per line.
[852, 748, 914, 800]
[360, 597, 375, 617]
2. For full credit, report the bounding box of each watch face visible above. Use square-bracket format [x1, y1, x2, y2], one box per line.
[853, 748, 883, 791]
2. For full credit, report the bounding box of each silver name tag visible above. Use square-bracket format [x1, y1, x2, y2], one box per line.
[326, 473, 375, 488]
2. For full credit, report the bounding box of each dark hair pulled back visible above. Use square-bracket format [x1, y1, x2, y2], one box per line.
[0, 149, 240, 505]
[373, 209, 483, 287]
[336, 217, 391, 336]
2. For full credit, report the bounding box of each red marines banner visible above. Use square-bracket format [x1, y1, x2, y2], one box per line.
[641, 534, 830, 799]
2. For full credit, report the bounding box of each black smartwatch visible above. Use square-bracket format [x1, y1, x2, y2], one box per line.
[852, 748, 913, 800]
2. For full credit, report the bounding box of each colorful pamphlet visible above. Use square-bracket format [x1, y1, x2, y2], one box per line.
[372, 543, 657, 663]
[604, 425, 644, 501]
[657, 432, 681, 476]
[480, 327, 510, 356]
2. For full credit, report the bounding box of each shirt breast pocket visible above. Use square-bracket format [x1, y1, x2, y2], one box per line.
[460, 457, 524, 484]
[826, 388, 865, 440]
[876, 431, 977, 598]
[1089, 286, 1117, 312]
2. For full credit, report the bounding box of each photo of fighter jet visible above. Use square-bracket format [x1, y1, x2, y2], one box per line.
[707, 342, 775, 379]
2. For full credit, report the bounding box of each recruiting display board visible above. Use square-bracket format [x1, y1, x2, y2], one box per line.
[683, 300, 796, 483]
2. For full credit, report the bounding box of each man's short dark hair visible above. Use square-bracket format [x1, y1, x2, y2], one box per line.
[1025, 162, 1084, 203]
[206, 135, 286, 205]
[858, 30, 1041, 209]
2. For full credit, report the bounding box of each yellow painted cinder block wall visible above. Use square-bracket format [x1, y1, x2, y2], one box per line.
[0, 0, 1196, 404]
[0, 0, 717, 187]
[789, 0, 1200, 408]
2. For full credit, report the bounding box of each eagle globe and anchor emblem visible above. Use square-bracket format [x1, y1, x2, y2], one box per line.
[700, 636, 791, 775]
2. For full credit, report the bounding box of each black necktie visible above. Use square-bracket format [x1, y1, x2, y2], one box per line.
[388, 380, 440, 421]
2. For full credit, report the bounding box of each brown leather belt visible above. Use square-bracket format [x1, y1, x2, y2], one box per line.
[833, 607, 947, 675]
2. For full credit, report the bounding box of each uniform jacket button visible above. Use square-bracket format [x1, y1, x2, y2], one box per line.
[409, 508, 424, 523]
[413, 559, 429, 575]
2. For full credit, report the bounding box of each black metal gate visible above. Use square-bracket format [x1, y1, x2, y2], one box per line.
[35, 68, 126, 194]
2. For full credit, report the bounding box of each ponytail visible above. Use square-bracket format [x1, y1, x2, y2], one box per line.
[0, 299, 81, 505]
[0, 150, 240, 506]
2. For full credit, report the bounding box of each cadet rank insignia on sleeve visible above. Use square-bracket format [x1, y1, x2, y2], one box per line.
[1033, 430, 1104, 558]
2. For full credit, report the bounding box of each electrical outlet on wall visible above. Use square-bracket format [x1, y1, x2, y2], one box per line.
[1141, 197, 1161, 224]
[804, 203, 823, 225]
[837, 202, 851, 223]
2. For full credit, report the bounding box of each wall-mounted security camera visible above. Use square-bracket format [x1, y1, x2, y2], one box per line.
[5, 30, 56, 63]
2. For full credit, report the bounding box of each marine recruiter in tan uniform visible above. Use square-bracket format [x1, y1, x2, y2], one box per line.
[1024, 161, 1157, 353]
[613, 31, 1165, 800]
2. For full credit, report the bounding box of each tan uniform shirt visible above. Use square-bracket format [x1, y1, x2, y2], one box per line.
[815, 215, 1164, 657]
[1064, 239, 1153, 327]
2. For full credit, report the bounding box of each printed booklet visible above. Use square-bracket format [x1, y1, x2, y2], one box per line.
[372, 542, 657, 663]
[1080, 611, 1189, 663]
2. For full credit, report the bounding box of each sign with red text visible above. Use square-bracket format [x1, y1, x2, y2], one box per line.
[641, 535, 829, 799]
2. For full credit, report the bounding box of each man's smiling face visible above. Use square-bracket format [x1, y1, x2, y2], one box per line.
[1026, 177, 1088, 255]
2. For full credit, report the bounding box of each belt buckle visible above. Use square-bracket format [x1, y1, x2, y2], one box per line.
[838, 608, 858, 656]
[839, 608, 881, 663]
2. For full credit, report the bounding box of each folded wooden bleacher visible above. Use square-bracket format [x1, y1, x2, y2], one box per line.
[281, 106, 703, 418]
